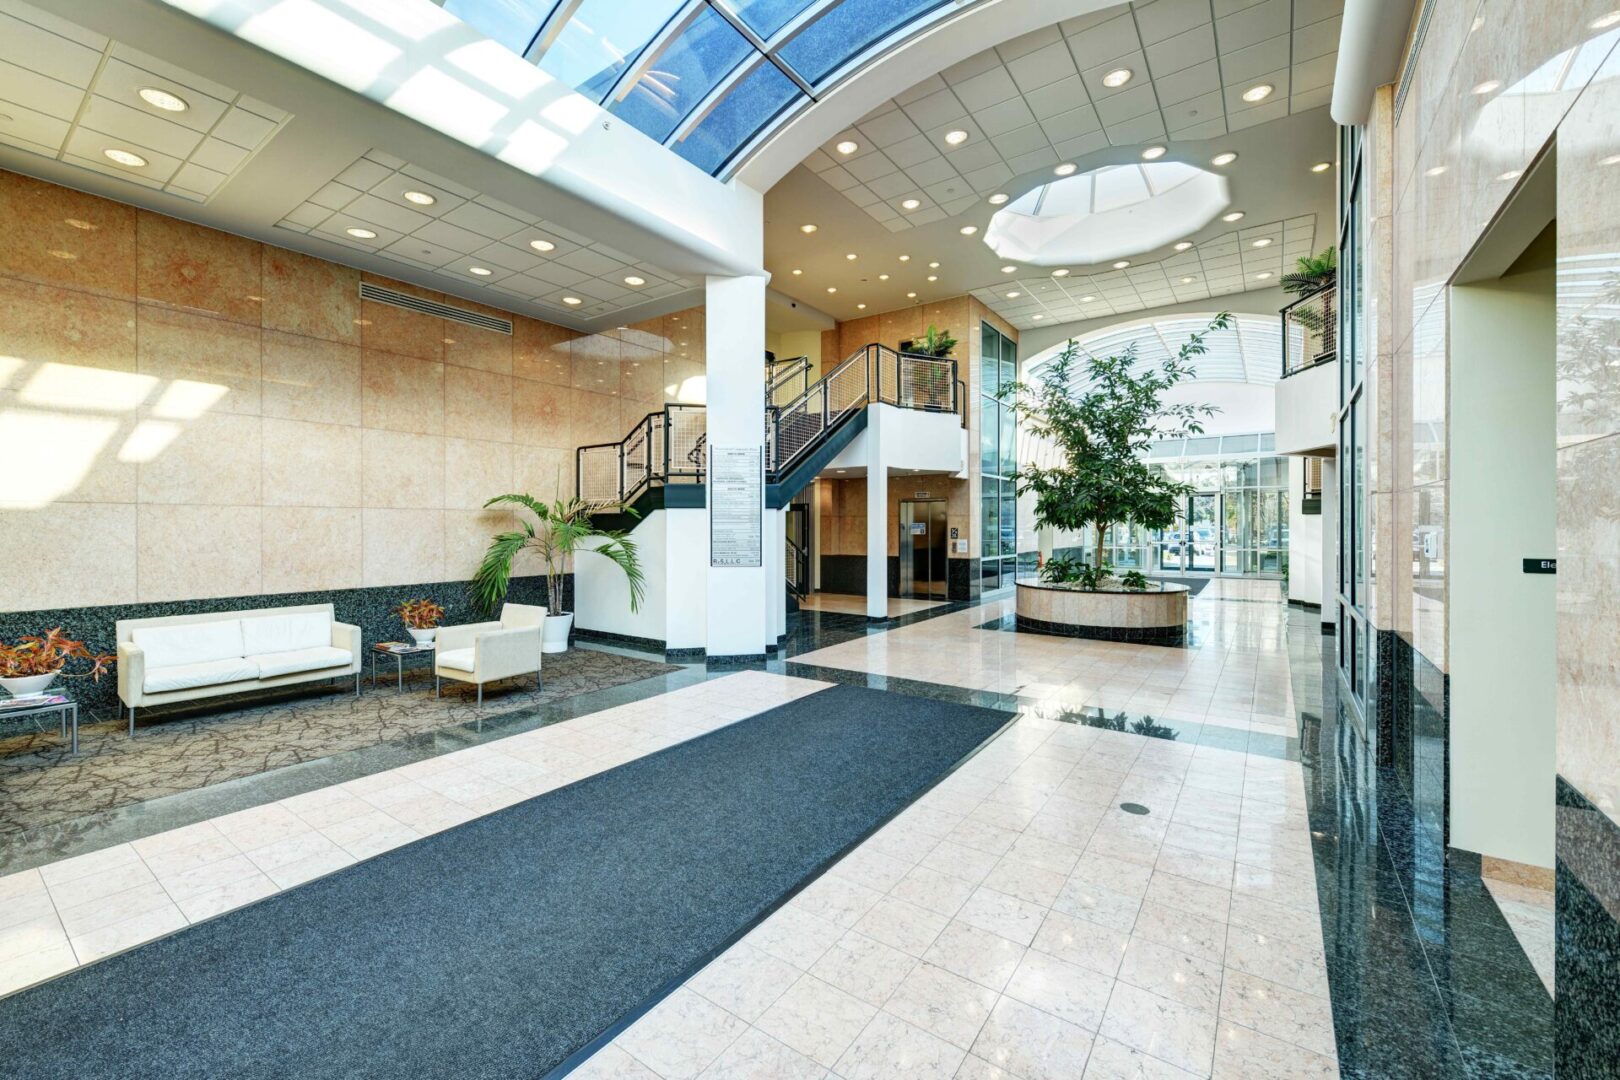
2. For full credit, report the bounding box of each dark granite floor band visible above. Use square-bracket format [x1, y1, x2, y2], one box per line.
[0, 684, 1012, 1080]
[1555, 776, 1620, 1078]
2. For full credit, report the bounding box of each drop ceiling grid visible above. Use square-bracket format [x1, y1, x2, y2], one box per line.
[275, 150, 697, 322]
[802, 0, 1342, 233]
[971, 212, 1315, 330]
[0, 0, 287, 202]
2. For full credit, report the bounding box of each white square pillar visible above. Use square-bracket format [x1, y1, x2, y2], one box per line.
[866, 409, 887, 620]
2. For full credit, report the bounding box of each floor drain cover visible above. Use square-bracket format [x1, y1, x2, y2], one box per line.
[1119, 802, 1150, 816]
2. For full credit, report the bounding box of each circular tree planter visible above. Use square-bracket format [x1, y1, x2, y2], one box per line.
[1015, 579, 1189, 645]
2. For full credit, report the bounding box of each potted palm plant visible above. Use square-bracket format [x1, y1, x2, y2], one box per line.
[471, 493, 646, 653]
[393, 598, 445, 647]
[0, 629, 115, 697]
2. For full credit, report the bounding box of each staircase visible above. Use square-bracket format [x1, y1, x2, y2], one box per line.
[576, 344, 965, 524]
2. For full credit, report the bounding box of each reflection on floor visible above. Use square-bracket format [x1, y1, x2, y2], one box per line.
[798, 592, 951, 617]
[1484, 876, 1555, 995]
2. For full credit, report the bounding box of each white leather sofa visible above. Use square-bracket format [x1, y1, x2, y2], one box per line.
[434, 603, 545, 707]
[117, 604, 362, 734]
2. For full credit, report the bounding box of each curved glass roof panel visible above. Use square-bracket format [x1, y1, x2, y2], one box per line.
[1031, 314, 1282, 391]
[440, 0, 982, 176]
[612, 7, 753, 141]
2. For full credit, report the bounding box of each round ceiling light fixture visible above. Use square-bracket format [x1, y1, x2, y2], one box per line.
[898, 254, 911, 262]
[1222, 210, 1245, 222]
[1033, 314, 1044, 320]
[1001, 265, 1017, 273]
[345, 227, 377, 239]
[879, 273, 890, 280]
[1080, 295, 1097, 302]
[1112, 260, 1131, 269]
[1256, 271, 1273, 279]
[901, 198, 921, 210]
[944, 129, 969, 146]
[835, 140, 859, 155]
[1007, 290, 1021, 298]
[562, 296, 582, 305]
[927, 275, 938, 281]
[906, 291, 918, 298]
[1241, 83, 1274, 102]
[1174, 241, 1193, 251]
[791, 268, 802, 275]
[959, 225, 978, 235]
[826, 286, 837, 293]
[1211, 151, 1238, 166]
[857, 303, 867, 309]
[800, 223, 818, 233]
[1102, 68, 1133, 88]
[529, 239, 555, 252]
[468, 266, 492, 276]
[845, 252, 858, 260]
[1311, 161, 1332, 173]
[403, 190, 436, 206]
[624, 275, 645, 286]
[1054, 163, 1077, 176]
[138, 87, 188, 112]
[103, 148, 147, 168]
[988, 193, 1009, 205]
[1141, 145, 1167, 160]
[1051, 268, 1069, 277]
[928, 261, 940, 268]
[1252, 237, 1273, 247]
[1181, 276, 1195, 284]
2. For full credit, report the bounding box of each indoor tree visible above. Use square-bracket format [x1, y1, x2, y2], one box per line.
[471, 493, 645, 619]
[999, 313, 1229, 587]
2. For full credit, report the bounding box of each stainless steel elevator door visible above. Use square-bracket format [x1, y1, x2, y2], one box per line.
[899, 499, 948, 599]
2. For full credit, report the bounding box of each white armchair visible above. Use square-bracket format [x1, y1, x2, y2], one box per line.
[433, 603, 546, 706]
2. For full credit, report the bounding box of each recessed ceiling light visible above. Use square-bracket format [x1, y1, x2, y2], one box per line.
[1241, 83, 1274, 102]
[403, 190, 436, 206]
[1252, 237, 1273, 247]
[827, 286, 837, 293]
[899, 254, 911, 262]
[1102, 68, 1133, 88]
[1593, 11, 1620, 28]
[1181, 276, 1195, 284]
[791, 268, 803, 275]
[944, 129, 969, 146]
[846, 252, 858, 260]
[624, 275, 645, 285]
[1141, 145, 1167, 160]
[988, 193, 1009, 205]
[901, 198, 921, 210]
[1211, 152, 1238, 166]
[836, 140, 859, 154]
[1174, 241, 1193, 251]
[1001, 265, 1017, 274]
[800, 223, 818, 234]
[1054, 163, 1077, 176]
[928, 261, 940, 268]
[927, 275, 938, 281]
[1007, 291, 1021, 298]
[1080, 295, 1096, 302]
[1032, 314, 1044, 320]
[138, 87, 188, 112]
[102, 148, 147, 168]
[906, 291, 917, 298]
[1051, 268, 1070, 277]
[1113, 260, 1130, 269]
[1472, 79, 1501, 95]
[529, 239, 555, 252]
[959, 225, 978, 235]
[1256, 272, 1273, 280]
[879, 273, 890, 280]
[857, 303, 867, 309]
[1311, 161, 1331, 173]
[468, 266, 492, 276]
[1425, 165, 1447, 177]
[1222, 211, 1245, 222]
[563, 296, 582, 305]
[345, 227, 377, 239]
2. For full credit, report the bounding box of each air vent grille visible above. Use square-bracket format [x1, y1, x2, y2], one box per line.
[358, 282, 513, 334]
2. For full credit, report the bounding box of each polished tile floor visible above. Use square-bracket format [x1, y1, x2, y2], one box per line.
[797, 593, 951, 617]
[0, 581, 1553, 1077]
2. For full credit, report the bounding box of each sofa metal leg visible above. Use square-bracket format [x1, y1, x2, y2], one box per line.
[355, 670, 360, 697]
[476, 683, 483, 709]
[435, 674, 440, 698]
[128, 705, 135, 737]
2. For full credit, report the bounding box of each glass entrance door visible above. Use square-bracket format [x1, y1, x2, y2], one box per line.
[1188, 493, 1218, 571]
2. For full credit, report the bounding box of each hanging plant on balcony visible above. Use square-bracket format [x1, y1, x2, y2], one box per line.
[900, 324, 957, 358]
[1282, 248, 1338, 359]
[999, 314, 1227, 590]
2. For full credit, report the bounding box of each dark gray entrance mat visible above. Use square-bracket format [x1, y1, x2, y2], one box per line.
[0, 684, 1012, 1080]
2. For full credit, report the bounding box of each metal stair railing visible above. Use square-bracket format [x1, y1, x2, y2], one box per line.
[766, 355, 812, 407]
[577, 346, 960, 504]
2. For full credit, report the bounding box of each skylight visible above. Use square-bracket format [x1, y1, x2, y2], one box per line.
[1031, 314, 1284, 390]
[439, 0, 972, 176]
[984, 163, 1230, 266]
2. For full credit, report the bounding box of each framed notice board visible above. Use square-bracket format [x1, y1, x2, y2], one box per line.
[710, 446, 763, 568]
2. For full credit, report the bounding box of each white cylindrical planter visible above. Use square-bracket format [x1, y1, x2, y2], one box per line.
[542, 612, 573, 654]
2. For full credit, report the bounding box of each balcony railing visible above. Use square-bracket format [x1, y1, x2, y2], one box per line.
[1281, 284, 1337, 377]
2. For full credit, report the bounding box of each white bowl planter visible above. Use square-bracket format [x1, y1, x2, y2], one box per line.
[1, 671, 59, 697]
[408, 628, 437, 647]
[1015, 579, 1189, 645]
[542, 612, 573, 654]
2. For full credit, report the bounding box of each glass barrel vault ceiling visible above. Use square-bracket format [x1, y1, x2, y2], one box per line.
[441, 0, 967, 176]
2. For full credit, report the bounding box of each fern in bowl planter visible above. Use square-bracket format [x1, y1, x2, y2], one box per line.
[471, 493, 645, 654]
[0, 629, 115, 697]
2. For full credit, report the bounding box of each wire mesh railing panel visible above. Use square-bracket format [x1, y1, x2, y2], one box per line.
[876, 346, 901, 405]
[1283, 286, 1337, 376]
[623, 415, 654, 498]
[577, 445, 622, 503]
[667, 405, 707, 479]
[898, 354, 956, 411]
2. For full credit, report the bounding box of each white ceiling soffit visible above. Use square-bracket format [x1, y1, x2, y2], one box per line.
[971, 213, 1316, 330]
[0, 0, 759, 331]
[1330, 0, 1416, 124]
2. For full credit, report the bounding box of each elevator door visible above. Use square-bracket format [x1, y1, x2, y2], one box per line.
[899, 500, 948, 599]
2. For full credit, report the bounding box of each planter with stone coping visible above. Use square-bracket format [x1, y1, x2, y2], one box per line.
[1015, 578, 1189, 645]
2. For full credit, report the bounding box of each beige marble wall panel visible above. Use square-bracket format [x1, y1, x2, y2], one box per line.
[137, 306, 262, 416]
[573, 389, 624, 447]
[361, 350, 444, 435]
[0, 278, 137, 375]
[444, 508, 514, 580]
[261, 417, 361, 507]
[512, 378, 576, 450]
[513, 445, 571, 502]
[1411, 481, 1446, 671]
[571, 333, 620, 393]
[260, 331, 362, 427]
[359, 278, 447, 362]
[0, 172, 136, 299]
[261, 506, 363, 594]
[135, 211, 261, 326]
[137, 503, 262, 602]
[444, 437, 513, 509]
[260, 247, 360, 345]
[362, 508, 445, 588]
[361, 429, 444, 510]
[444, 367, 513, 443]
[443, 310, 513, 375]
[620, 345, 663, 402]
[513, 318, 574, 385]
[0, 503, 137, 611]
[137, 411, 262, 506]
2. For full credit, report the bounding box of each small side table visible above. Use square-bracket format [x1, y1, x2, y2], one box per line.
[370, 643, 436, 692]
[0, 696, 80, 754]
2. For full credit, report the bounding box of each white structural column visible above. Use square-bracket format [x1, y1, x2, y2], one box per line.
[866, 408, 888, 620]
[704, 273, 772, 658]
